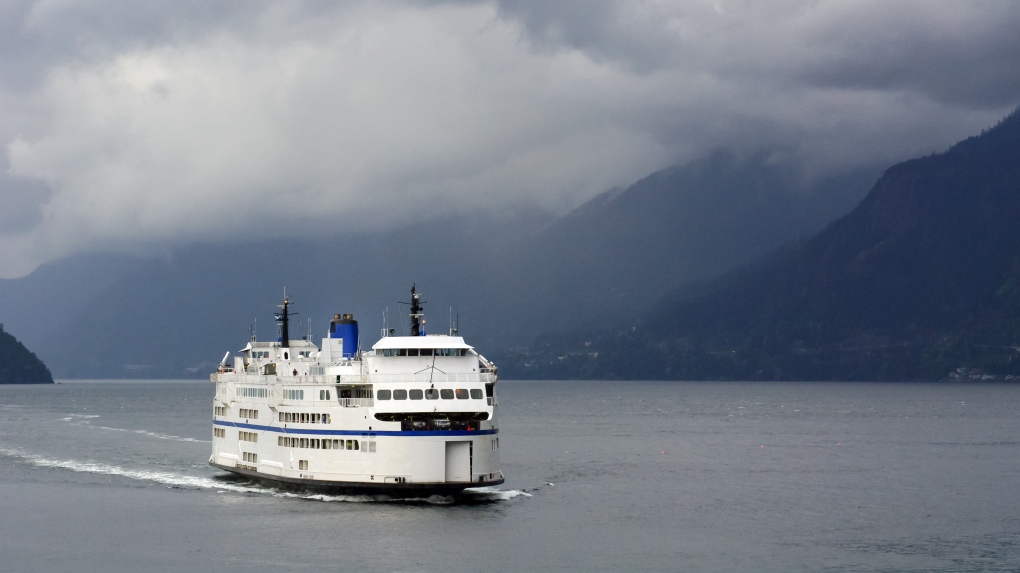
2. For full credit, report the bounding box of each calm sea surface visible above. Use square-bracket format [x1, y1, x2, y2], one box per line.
[1, 379, 1019, 572]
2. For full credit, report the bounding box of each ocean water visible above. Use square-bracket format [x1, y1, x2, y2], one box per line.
[1, 379, 1019, 572]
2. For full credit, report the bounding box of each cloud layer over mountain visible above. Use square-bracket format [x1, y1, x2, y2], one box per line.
[1, 0, 1018, 278]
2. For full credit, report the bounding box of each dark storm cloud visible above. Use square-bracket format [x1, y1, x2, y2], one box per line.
[1, 1, 1018, 278]
[791, 3, 1020, 108]
[488, 1, 1020, 105]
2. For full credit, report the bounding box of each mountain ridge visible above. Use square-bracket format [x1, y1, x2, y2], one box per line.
[0, 151, 876, 378]
[510, 108, 1020, 380]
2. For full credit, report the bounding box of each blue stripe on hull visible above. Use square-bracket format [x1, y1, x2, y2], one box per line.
[213, 419, 498, 437]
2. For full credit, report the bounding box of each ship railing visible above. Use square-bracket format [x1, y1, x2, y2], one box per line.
[366, 372, 497, 384]
[337, 397, 374, 408]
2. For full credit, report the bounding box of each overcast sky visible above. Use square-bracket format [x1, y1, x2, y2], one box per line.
[1, 0, 1018, 278]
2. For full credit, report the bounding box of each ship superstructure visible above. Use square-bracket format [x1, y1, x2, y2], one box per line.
[209, 286, 503, 495]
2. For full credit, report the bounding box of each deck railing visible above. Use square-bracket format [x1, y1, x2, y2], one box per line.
[366, 372, 497, 384]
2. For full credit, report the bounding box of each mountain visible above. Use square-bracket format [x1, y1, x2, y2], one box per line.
[0, 153, 874, 379]
[15, 210, 554, 379]
[0, 324, 53, 384]
[516, 109, 1020, 381]
[477, 151, 878, 348]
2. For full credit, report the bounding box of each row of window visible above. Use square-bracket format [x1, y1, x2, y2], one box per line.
[280, 412, 331, 424]
[239, 408, 259, 419]
[491, 437, 499, 451]
[231, 385, 486, 405]
[240, 383, 487, 401]
[214, 406, 226, 416]
[215, 428, 390, 455]
[377, 388, 484, 401]
[251, 351, 271, 359]
[238, 387, 270, 398]
[277, 437, 375, 452]
[380, 348, 468, 357]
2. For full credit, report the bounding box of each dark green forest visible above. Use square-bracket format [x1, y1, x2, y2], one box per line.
[0, 324, 53, 384]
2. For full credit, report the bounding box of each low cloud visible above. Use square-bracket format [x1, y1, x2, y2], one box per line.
[1, 0, 1018, 277]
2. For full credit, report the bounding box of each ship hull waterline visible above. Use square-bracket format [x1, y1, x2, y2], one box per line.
[210, 461, 504, 497]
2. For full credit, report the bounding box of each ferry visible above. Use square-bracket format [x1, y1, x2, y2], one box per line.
[209, 286, 504, 496]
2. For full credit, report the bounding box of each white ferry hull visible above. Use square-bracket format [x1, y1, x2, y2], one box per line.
[210, 460, 504, 497]
[209, 411, 504, 495]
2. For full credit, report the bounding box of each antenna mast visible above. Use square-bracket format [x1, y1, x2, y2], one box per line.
[410, 284, 424, 336]
[274, 291, 296, 349]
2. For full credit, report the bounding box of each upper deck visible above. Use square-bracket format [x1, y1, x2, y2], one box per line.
[213, 287, 497, 386]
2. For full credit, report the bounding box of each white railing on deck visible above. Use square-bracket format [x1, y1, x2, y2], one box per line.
[222, 371, 494, 385]
[367, 372, 496, 384]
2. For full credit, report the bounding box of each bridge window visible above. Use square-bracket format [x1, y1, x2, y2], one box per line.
[425, 389, 439, 400]
[377, 389, 391, 400]
[393, 389, 407, 400]
[456, 389, 469, 400]
[409, 389, 423, 400]
[470, 389, 483, 399]
[440, 389, 454, 400]
[383, 348, 467, 357]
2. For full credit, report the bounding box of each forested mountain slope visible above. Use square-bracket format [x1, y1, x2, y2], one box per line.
[515, 110, 1020, 381]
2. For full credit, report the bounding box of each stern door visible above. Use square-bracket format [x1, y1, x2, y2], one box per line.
[445, 441, 471, 482]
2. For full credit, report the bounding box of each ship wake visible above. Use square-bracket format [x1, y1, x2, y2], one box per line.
[61, 415, 209, 443]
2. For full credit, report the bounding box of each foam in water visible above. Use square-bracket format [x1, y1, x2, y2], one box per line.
[0, 447, 263, 494]
[462, 486, 532, 501]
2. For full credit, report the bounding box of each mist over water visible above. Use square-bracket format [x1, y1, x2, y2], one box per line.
[2, 380, 1019, 572]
